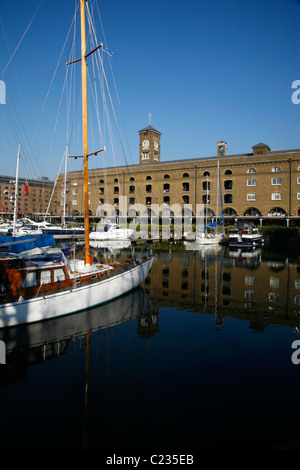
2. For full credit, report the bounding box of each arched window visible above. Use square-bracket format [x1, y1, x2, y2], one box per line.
[247, 168, 256, 174]
[183, 172, 189, 178]
[129, 176, 135, 181]
[244, 207, 261, 216]
[268, 207, 286, 216]
[203, 171, 210, 177]
[164, 174, 170, 179]
[146, 175, 152, 180]
[272, 166, 281, 172]
[114, 177, 119, 183]
[224, 170, 232, 175]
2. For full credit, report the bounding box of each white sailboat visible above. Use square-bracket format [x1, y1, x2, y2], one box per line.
[195, 161, 225, 245]
[0, 0, 155, 329]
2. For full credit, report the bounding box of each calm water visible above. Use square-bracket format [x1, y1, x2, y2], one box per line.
[0, 242, 300, 453]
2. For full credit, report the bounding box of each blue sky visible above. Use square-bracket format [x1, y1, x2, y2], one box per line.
[0, 0, 300, 180]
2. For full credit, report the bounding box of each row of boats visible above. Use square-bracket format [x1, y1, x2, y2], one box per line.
[0, 218, 134, 240]
[0, 217, 264, 247]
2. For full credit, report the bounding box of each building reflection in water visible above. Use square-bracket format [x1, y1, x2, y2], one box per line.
[142, 244, 300, 332]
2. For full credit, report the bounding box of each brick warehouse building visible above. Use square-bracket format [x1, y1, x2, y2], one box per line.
[54, 124, 300, 226]
[0, 176, 56, 220]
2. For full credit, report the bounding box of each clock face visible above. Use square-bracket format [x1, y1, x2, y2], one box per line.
[142, 140, 149, 148]
[154, 141, 158, 149]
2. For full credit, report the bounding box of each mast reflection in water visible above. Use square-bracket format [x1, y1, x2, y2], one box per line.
[0, 244, 300, 452]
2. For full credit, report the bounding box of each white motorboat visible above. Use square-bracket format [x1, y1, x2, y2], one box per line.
[90, 222, 134, 241]
[229, 221, 263, 247]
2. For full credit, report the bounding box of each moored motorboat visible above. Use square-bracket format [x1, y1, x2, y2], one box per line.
[90, 222, 134, 241]
[229, 221, 263, 247]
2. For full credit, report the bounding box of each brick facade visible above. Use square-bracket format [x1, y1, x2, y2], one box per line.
[56, 126, 300, 223]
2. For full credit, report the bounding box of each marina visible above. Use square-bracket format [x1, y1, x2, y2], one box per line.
[0, 240, 300, 452]
[0, 0, 300, 456]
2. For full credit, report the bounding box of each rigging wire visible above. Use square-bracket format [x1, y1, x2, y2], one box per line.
[0, 0, 45, 79]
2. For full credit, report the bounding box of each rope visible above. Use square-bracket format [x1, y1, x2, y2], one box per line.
[0, 0, 45, 79]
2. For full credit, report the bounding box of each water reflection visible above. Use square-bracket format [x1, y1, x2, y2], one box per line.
[0, 287, 154, 385]
[143, 244, 300, 332]
[1, 243, 300, 451]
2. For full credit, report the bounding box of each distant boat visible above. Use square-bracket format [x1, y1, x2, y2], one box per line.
[90, 222, 134, 241]
[0, 0, 155, 328]
[195, 161, 225, 245]
[229, 221, 263, 247]
[41, 224, 85, 236]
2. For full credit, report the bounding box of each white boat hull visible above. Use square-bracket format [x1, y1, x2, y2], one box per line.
[229, 233, 263, 247]
[89, 230, 134, 241]
[0, 256, 155, 328]
[195, 234, 225, 245]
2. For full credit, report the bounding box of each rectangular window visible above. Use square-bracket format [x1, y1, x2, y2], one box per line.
[271, 177, 281, 185]
[297, 193, 300, 200]
[247, 193, 256, 201]
[22, 271, 37, 288]
[72, 200, 78, 205]
[54, 268, 66, 283]
[297, 177, 300, 184]
[142, 152, 150, 160]
[40, 270, 51, 285]
[271, 193, 281, 200]
[247, 179, 256, 186]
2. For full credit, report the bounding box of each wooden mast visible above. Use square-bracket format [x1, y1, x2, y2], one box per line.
[80, 0, 90, 265]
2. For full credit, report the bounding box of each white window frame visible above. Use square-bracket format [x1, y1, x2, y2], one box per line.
[271, 177, 281, 185]
[271, 193, 281, 201]
[54, 268, 66, 283]
[272, 166, 281, 172]
[40, 270, 52, 285]
[247, 178, 256, 186]
[247, 193, 256, 201]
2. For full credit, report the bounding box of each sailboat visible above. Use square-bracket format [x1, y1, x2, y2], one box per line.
[0, 0, 155, 328]
[195, 161, 225, 245]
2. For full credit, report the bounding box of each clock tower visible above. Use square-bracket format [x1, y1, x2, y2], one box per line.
[138, 124, 161, 164]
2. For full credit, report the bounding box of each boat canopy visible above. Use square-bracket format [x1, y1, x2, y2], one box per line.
[0, 234, 55, 253]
